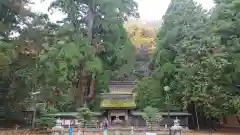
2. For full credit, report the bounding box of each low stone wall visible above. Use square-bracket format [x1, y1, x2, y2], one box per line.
[0, 130, 240, 135]
[0, 130, 50, 135]
[0, 129, 189, 135]
[58, 128, 187, 135]
[0, 130, 169, 135]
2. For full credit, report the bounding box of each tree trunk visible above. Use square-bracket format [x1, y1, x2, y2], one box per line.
[85, 1, 96, 102]
[76, 72, 96, 108]
[194, 103, 200, 130]
[236, 115, 240, 124]
[75, 1, 96, 109]
[87, 2, 95, 46]
[87, 75, 95, 100]
[70, 1, 96, 109]
[218, 113, 224, 126]
[75, 72, 85, 109]
[76, 81, 84, 108]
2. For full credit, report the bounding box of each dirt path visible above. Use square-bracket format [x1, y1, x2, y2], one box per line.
[186, 128, 240, 135]
[186, 132, 238, 135]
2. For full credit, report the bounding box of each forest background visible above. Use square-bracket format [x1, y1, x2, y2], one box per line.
[0, 0, 239, 128]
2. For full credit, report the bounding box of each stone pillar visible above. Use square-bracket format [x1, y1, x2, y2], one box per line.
[185, 117, 189, 130]
[131, 126, 134, 135]
[165, 124, 168, 129]
[108, 111, 111, 123]
[125, 110, 128, 126]
[51, 118, 64, 135]
[77, 127, 82, 135]
[125, 110, 128, 120]
[170, 118, 184, 135]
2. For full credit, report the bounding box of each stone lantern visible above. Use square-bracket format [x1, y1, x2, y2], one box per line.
[52, 118, 64, 135]
[170, 117, 184, 135]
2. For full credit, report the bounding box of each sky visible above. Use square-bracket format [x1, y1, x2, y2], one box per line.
[137, 0, 215, 21]
[30, 0, 215, 22]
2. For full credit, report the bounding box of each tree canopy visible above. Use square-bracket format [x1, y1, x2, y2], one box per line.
[0, 0, 139, 123]
[135, 0, 240, 116]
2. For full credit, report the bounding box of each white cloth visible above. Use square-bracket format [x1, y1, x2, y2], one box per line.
[146, 133, 156, 135]
[76, 130, 81, 135]
[64, 120, 71, 125]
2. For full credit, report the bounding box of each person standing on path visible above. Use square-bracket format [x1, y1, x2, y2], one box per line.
[103, 118, 109, 130]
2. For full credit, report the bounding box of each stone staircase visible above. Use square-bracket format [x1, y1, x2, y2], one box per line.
[108, 81, 137, 93]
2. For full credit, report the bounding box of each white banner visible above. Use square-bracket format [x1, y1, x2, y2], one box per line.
[146, 133, 156, 135]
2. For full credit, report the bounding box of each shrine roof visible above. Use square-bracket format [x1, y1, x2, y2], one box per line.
[108, 81, 138, 93]
[46, 112, 102, 117]
[108, 81, 138, 85]
[109, 91, 132, 94]
[100, 98, 136, 109]
[131, 111, 191, 116]
[101, 93, 134, 99]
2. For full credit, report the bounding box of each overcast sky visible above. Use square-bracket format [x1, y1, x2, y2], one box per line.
[137, 0, 215, 21]
[30, 0, 215, 22]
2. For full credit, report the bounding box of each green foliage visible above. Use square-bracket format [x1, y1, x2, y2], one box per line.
[134, 77, 164, 109]
[136, 0, 240, 116]
[209, 0, 240, 114]
[36, 107, 59, 128]
[3, 103, 19, 121]
[2, 0, 240, 126]
[88, 71, 110, 111]
[37, 36, 89, 105]
[229, 97, 240, 114]
[36, 116, 56, 128]
[0, 0, 63, 124]
[141, 106, 160, 122]
[0, 41, 15, 71]
[77, 104, 93, 126]
[0, 0, 31, 40]
[38, 0, 138, 108]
